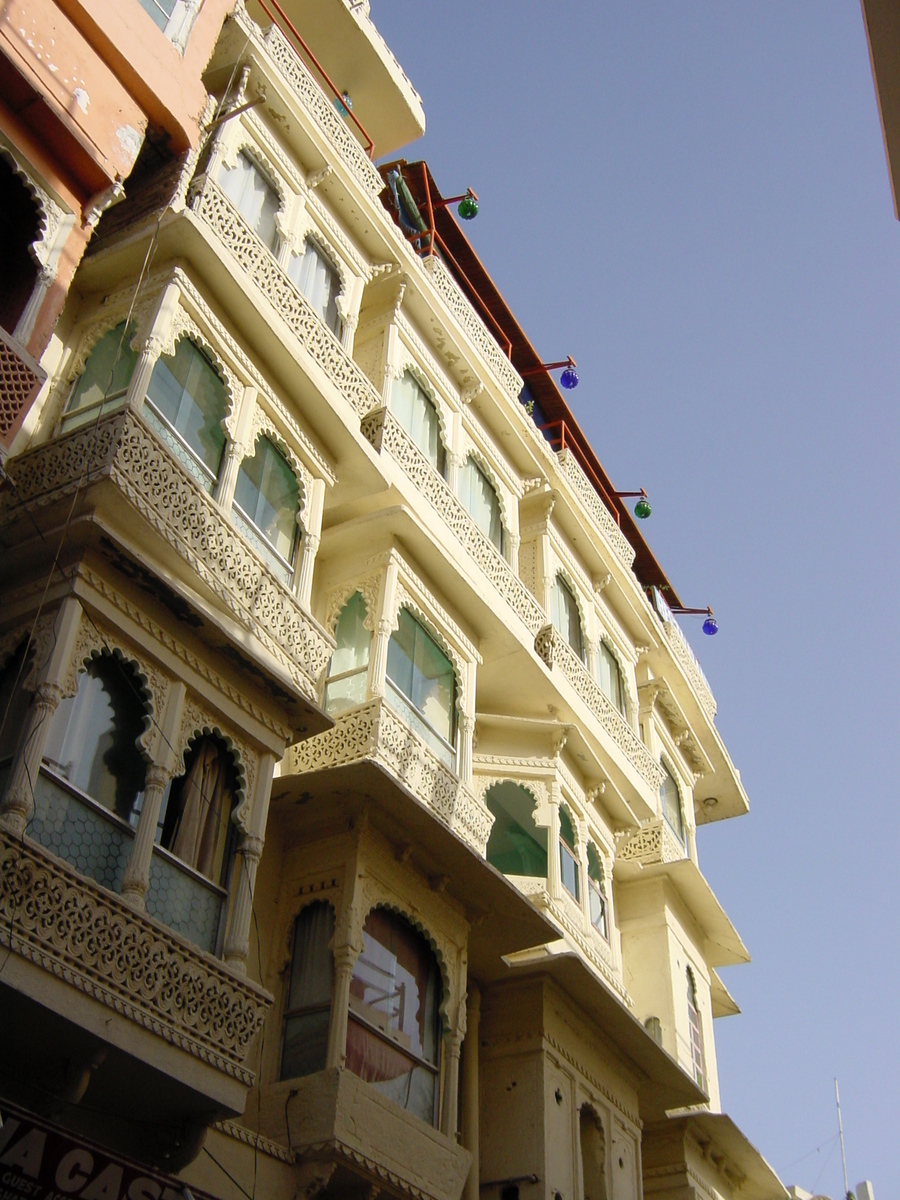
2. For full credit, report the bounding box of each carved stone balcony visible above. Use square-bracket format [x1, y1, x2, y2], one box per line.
[282, 697, 493, 856]
[556, 447, 636, 571]
[659, 616, 717, 720]
[1, 409, 333, 704]
[0, 830, 270, 1108]
[228, 6, 385, 199]
[534, 624, 664, 795]
[617, 817, 686, 867]
[188, 175, 382, 422]
[255, 1073, 471, 1200]
[361, 406, 546, 636]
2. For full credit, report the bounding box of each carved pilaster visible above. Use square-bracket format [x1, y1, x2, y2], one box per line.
[325, 941, 361, 1069]
[223, 833, 265, 973]
[0, 682, 61, 835]
[120, 763, 172, 909]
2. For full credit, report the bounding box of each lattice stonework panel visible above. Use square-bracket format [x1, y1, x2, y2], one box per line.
[0, 327, 45, 446]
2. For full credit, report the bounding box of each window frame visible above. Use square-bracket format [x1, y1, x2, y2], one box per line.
[280, 901, 336, 1081]
[287, 236, 344, 338]
[686, 967, 706, 1090]
[216, 148, 282, 254]
[143, 336, 229, 489]
[385, 607, 458, 766]
[458, 454, 505, 555]
[551, 573, 586, 663]
[60, 321, 139, 433]
[660, 761, 685, 845]
[389, 369, 447, 478]
[558, 805, 581, 903]
[587, 844, 609, 941]
[231, 434, 302, 573]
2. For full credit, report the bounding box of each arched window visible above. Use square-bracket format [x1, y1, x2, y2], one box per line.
[232, 436, 301, 572]
[551, 575, 585, 662]
[558, 806, 580, 901]
[61, 323, 139, 432]
[459, 456, 504, 553]
[217, 151, 280, 252]
[579, 1106, 608, 1200]
[686, 968, 706, 1089]
[597, 641, 626, 716]
[281, 901, 335, 1080]
[485, 782, 548, 877]
[347, 908, 441, 1126]
[288, 239, 342, 336]
[390, 371, 445, 476]
[145, 338, 228, 491]
[386, 609, 456, 767]
[587, 844, 608, 940]
[0, 155, 40, 334]
[155, 734, 237, 882]
[659, 763, 684, 844]
[42, 654, 147, 822]
[324, 592, 371, 715]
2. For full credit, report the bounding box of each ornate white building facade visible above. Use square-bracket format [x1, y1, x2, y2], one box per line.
[0, 4, 785, 1200]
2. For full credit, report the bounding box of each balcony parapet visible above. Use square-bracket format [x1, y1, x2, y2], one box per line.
[0, 325, 46, 451]
[1, 410, 333, 702]
[422, 255, 523, 403]
[534, 624, 664, 793]
[283, 698, 493, 856]
[189, 176, 382, 422]
[0, 832, 270, 1084]
[556, 448, 636, 571]
[361, 407, 546, 636]
[229, 5, 384, 199]
[508, 877, 629, 1004]
[617, 818, 685, 867]
[659, 618, 717, 721]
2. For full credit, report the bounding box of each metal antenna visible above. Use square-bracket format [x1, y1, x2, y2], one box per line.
[835, 1078, 850, 1200]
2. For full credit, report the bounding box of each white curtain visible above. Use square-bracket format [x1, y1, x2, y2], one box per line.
[218, 152, 279, 251]
[458, 457, 503, 551]
[390, 372, 443, 473]
[288, 240, 341, 334]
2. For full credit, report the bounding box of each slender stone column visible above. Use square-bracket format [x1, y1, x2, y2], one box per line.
[223, 834, 264, 971]
[213, 436, 246, 510]
[0, 682, 62, 835]
[441, 1030, 463, 1138]
[295, 531, 320, 608]
[548, 783, 562, 897]
[120, 764, 172, 909]
[461, 984, 481, 1200]
[325, 943, 360, 1068]
[458, 712, 475, 786]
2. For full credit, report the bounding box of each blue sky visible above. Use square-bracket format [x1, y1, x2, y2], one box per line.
[370, 2, 900, 1195]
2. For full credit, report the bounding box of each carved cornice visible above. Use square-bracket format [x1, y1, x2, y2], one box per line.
[214, 1120, 293, 1162]
[0, 833, 271, 1083]
[283, 699, 493, 856]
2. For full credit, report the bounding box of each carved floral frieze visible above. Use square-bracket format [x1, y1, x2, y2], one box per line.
[616, 818, 685, 867]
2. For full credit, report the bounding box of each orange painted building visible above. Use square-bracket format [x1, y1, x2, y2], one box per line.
[0, 0, 234, 453]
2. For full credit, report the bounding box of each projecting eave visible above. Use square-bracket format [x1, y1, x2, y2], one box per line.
[503, 944, 706, 1120]
[861, 0, 900, 218]
[245, 0, 426, 157]
[709, 968, 740, 1018]
[616, 858, 750, 968]
[673, 1113, 788, 1200]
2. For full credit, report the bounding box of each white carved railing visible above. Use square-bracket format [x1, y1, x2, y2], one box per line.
[617, 817, 685, 866]
[534, 625, 664, 792]
[2, 410, 333, 702]
[659, 619, 717, 720]
[423, 255, 523, 403]
[283, 698, 494, 855]
[556, 448, 636, 570]
[189, 176, 382, 421]
[229, 6, 384, 198]
[0, 832, 270, 1084]
[362, 407, 546, 635]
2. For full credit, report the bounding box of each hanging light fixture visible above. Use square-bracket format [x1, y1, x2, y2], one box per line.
[615, 487, 652, 519]
[522, 355, 579, 389]
[334, 91, 353, 117]
[669, 604, 719, 636]
[433, 187, 480, 220]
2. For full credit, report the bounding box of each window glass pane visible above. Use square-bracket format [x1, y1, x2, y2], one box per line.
[146, 340, 227, 477]
[136, 0, 175, 30]
[330, 593, 371, 677]
[390, 372, 444, 474]
[459, 457, 503, 552]
[347, 909, 440, 1125]
[288, 240, 341, 335]
[234, 437, 300, 563]
[587, 846, 608, 937]
[598, 641, 625, 715]
[485, 782, 548, 876]
[386, 610, 456, 757]
[63, 323, 138, 429]
[687, 970, 705, 1087]
[560, 841, 580, 901]
[551, 576, 584, 661]
[217, 152, 279, 251]
[42, 657, 146, 821]
[660, 765, 684, 843]
[281, 902, 335, 1079]
[386, 608, 416, 702]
